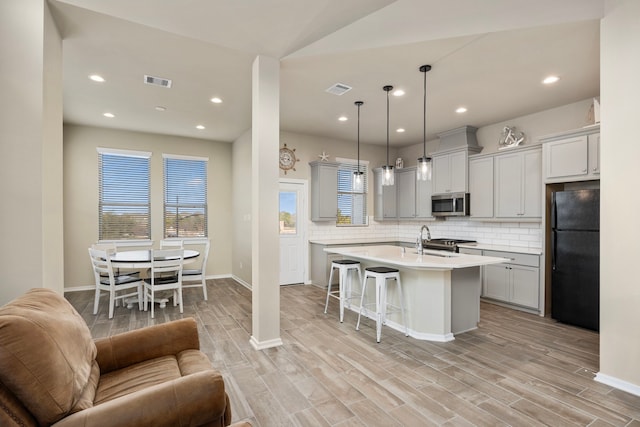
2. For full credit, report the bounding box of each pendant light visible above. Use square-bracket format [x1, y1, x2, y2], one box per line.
[382, 85, 394, 186]
[353, 101, 364, 192]
[416, 64, 432, 181]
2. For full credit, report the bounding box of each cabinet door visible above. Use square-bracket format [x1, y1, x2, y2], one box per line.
[588, 133, 600, 176]
[415, 174, 433, 218]
[310, 162, 338, 221]
[544, 136, 588, 180]
[494, 152, 522, 218]
[522, 149, 541, 218]
[469, 157, 494, 218]
[373, 169, 397, 220]
[449, 150, 467, 193]
[397, 169, 417, 219]
[510, 265, 539, 308]
[483, 263, 510, 301]
[432, 155, 451, 194]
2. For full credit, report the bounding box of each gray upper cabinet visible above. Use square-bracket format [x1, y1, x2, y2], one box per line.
[540, 125, 600, 183]
[468, 156, 494, 218]
[396, 167, 433, 219]
[432, 149, 468, 194]
[373, 167, 397, 220]
[309, 161, 338, 221]
[494, 146, 542, 218]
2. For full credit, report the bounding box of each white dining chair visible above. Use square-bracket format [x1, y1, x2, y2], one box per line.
[160, 239, 184, 249]
[88, 247, 143, 319]
[143, 248, 184, 318]
[91, 242, 140, 280]
[182, 239, 210, 300]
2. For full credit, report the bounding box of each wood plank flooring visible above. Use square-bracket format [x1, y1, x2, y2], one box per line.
[65, 279, 640, 427]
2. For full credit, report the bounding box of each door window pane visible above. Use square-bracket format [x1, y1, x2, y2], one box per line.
[279, 191, 297, 234]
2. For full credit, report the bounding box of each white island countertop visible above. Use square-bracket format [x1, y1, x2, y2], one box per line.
[324, 245, 508, 270]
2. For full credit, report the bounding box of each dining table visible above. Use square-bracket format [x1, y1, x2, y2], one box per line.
[110, 249, 200, 309]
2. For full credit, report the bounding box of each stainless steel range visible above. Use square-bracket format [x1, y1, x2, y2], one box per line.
[423, 238, 477, 253]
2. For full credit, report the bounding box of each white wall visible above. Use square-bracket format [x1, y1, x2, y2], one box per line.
[597, 0, 640, 393]
[0, 0, 63, 304]
[63, 124, 233, 289]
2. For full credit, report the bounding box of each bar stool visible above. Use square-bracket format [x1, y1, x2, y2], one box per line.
[356, 266, 408, 343]
[324, 259, 362, 322]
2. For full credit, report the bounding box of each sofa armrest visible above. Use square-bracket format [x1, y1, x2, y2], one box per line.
[95, 318, 200, 373]
[51, 370, 228, 427]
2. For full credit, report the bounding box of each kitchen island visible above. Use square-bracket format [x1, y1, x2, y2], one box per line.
[324, 245, 508, 342]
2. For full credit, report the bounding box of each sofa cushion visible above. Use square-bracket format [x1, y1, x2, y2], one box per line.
[0, 288, 97, 426]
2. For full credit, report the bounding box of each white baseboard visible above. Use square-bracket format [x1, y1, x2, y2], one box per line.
[595, 372, 640, 397]
[230, 275, 252, 290]
[249, 335, 283, 350]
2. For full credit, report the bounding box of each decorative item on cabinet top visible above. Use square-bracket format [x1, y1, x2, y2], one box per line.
[498, 126, 525, 150]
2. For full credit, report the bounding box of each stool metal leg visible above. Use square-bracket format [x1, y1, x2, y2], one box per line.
[356, 273, 368, 331]
[324, 265, 336, 314]
[376, 276, 383, 343]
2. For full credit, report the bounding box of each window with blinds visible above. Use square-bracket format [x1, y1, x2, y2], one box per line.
[337, 161, 368, 226]
[163, 154, 208, 238]
[98, 149, 151, 240]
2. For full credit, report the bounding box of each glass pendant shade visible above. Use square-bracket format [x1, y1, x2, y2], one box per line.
[382, 85, 394, 186]
[416, 156, 432, 181]
[382, 165, 394, 186]
[417, 64, 432, 181]
[353, 171, 364, 191]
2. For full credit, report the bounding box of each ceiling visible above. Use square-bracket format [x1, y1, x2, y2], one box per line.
[49, 0, 604, 147]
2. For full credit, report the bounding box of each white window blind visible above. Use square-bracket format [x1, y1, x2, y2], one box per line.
[98, 149, 151, 240]
[163, 155, 208, 238]
[337, 161, 368, 226]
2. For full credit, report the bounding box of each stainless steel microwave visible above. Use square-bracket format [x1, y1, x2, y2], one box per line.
[431, 193, 470, 217]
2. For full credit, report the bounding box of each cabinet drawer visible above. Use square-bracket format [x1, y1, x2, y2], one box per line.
[483, 250, 539, 267]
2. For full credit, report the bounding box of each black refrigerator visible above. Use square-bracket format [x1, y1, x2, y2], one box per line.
[551, 189, 600, 331]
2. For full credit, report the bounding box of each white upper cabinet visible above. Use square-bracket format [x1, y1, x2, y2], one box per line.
[541, 125, 600, 183]
[396, 167, 433, 219]
[468, 156, 494, 218]
[494, 147, 542, 218]
[309, 161, 338, 221]
[432, 149, 468, 194]
[373, 167, 397, 220]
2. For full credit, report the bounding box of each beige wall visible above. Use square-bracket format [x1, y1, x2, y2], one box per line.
[231, 129, 253, 285]
[63, 124, 233, 289]
[598, 0, 640, 391]
[0, 0, 63, 305]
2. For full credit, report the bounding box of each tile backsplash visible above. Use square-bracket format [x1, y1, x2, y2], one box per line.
[309, 217, 542, 249]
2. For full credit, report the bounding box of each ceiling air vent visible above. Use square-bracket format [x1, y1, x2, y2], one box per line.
[325, 83, 352, 96]
[144, 75, 172, 88]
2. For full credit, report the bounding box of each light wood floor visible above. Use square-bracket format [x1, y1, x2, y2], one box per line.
[66, 279, 640, 427]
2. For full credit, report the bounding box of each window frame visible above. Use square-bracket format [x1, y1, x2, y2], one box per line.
[335, 157, 369, 227]
[163, 153, 209, 239]
[97, 147, 152, 241]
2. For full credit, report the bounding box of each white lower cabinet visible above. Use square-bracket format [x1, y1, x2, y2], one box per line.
[481, 250, 540, 311]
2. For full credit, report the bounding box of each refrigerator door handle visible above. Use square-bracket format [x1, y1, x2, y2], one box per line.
[551, 231, 556, 270]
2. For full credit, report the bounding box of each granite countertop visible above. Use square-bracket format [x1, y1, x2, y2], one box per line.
[324, 245, 508, 270]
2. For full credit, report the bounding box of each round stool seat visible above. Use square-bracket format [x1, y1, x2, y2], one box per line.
[365, 266, 399, 274]
[333, 259, 360, 265]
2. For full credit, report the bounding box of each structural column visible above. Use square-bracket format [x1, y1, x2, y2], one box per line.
[250, 55, 282, 350]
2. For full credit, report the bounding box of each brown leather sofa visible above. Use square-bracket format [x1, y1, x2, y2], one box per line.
[0, 288, 251, 427]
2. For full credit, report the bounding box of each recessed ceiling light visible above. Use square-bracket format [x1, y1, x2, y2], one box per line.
[89, 74, 105, 82]
[396, 128, 405, 133]
[155, 106, 166, 112]
[543, 75, 560, 84]
[456, 107, 467, 114]
[338, 116, 348, 122]
[210, 97, 222, 104]
[103, 112, 115, 118]
[393, 89, 405, 97]
[196, 125, 205, 130]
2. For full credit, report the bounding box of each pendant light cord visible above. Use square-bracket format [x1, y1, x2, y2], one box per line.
[423, 67, 427, 157]
[384, 86, 392, 166]
[356, 101, 361, 173]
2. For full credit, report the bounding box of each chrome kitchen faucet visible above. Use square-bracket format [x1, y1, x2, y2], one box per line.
[416, 225, 431, 255]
